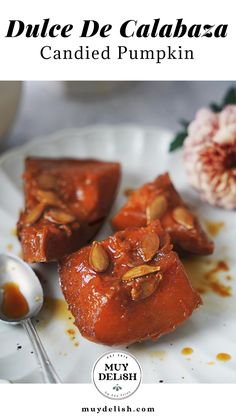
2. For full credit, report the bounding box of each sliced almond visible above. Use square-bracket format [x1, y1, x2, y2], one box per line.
[24, 202, 45, 226]
[172, 206, 194, 230]
[146, 195, 168, 224]
[37, 173, 57, 190]
[89, 242, 109, 273]
[122, 264, 161, 281]
[141, 232, 160, 262]
[131, 274, 163, 301]
[44, 209, 76, 225]
[36, 189, 64, 208]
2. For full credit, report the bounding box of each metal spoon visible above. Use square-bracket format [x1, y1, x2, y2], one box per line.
[0, 253, 61, 383]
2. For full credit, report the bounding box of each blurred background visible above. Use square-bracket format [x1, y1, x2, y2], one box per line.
[0, 81, 235, 152]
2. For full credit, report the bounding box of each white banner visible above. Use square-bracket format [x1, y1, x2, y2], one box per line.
[0, 0, 235, 79]
[1, 383, 235, 419]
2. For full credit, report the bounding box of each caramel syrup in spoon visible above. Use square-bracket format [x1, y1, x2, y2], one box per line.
[1, 282, 29, 319]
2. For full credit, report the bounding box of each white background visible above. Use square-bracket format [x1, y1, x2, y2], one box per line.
[1, 384, 235, 418]
[0, 0, 235, 79]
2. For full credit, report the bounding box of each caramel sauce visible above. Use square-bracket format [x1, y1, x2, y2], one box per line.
[181, 347, 193, 355]
[216, 353, 232, 362]
[37, 297, 79, 347]
[204, 220, 224, 237]
[67, 328, 76, 336]
[6, 243, 13, 252]
[37, 297, 74, 327]
[183, 258, 232, 297]
[1, 282, 29, 319]
[10, 227, 17, 237]
[210, 281, 231, 297]
[149, 350, 167, 360]
[66, 327, 79, 346]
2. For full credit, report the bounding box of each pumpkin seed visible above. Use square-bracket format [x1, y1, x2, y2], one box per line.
[159, 233, 171, 252]
[89, 242, 109, 273]
[172, 206, 194, 229]
[24, 202, 45, 226]
[146, 195, 168, 224]
[44, 209, 76, 224]
[131, 274, 163, 301]
[122, 264, 161, 281]
[36, 189, 64, 208]
[141, 232, 160, 261]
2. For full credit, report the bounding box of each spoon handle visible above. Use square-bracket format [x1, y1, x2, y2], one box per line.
[22, 318, 61, 383]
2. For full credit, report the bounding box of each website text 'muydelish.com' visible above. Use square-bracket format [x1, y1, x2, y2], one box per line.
[81, 405, 155, 414]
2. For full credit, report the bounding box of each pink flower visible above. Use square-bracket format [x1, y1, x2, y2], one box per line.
[183, 105, 236, 209]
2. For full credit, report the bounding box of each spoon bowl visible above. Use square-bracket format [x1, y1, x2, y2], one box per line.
[0, 252, 60, 383]
[0, 253, 43, 324]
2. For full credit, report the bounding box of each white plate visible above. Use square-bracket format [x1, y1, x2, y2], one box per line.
[0, 125, 235, 383]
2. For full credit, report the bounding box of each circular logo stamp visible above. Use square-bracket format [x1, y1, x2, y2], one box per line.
[92, 351, 142, 400]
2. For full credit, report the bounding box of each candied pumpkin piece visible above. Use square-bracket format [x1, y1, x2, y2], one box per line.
[17, 157, 120, 262]
[112, 172, 214, 256]
[59, 220, 201, 346]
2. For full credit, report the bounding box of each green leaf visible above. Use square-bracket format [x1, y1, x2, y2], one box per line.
[222, 87, 236, 106]
[210, 87, 236, 113]
[169, 131, 187, 152]
[209, 102, 222, 112]
[179, 119, 189, 129]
